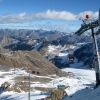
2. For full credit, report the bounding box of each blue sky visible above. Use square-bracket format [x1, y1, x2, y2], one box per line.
[0, 0, 100, 32]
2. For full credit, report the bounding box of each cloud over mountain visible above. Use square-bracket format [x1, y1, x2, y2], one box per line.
[0, 10, 98, 23]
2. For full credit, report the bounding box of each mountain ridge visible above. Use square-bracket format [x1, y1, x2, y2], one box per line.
[0, 50, 68, 76]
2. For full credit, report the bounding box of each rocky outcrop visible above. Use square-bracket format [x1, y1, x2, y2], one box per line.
[0, 50, 68, 76]
[44, 88, 68, 100]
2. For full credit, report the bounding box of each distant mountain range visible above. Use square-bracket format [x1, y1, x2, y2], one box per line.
[0, 29, 67, 41]
[0, 28, 99, 69]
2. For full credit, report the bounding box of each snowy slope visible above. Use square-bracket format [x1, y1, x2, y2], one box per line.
[63, 87, 100, 100]
[0, 65, 97, 100]
[0, 41, 99, 100]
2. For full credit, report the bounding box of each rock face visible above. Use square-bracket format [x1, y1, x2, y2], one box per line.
[0, 50, 68, 76]
[44, 88, 68, 100]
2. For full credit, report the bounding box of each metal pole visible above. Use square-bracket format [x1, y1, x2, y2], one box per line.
[91, 27, 100, 86]
[28, 71, 30, 100]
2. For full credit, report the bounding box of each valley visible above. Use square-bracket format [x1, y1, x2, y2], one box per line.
[0, 29, 98, 100]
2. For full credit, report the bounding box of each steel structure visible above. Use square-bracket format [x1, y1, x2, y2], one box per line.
[75, 9, 100, 86]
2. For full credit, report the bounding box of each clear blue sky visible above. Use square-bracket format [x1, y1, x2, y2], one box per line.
[0, 0, 100, 32]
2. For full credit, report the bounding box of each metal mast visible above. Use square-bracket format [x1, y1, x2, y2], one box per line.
[75, 9, 100, 86]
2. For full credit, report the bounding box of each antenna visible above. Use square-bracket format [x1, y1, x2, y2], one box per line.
[98, 8, 100, 28]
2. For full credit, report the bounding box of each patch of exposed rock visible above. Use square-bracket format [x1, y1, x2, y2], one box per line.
[1, 81, 30, 93]
[43, 88, 68, 100]
[0, 50, 68, 76]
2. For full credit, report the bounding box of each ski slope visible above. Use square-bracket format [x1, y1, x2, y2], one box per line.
[62, 68, 96, 81]
[0, 44, 98, 100]
[0, 66, 97, 100]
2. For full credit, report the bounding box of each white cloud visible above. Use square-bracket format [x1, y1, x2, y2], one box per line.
[36, 22, 72, 32]
[0, 10, 99, 24]
[76, 11, 98, 19]
[0, 22, 73, 32]
[36, 10, 76, 20]
[0, 13, 34, 23]
[19, 12, 26, 17]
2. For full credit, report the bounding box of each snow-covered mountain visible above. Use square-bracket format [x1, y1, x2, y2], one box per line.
[0, 32, 96, 68]
[0, 60, 97, 100]
[0, 29, 67, 41]
[39, 41, 93, 68]
[0, 29, 100, 99]
[37, 34, 100, 69]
